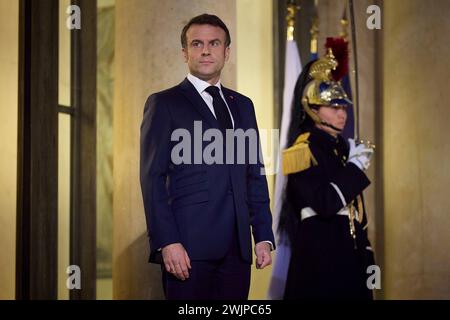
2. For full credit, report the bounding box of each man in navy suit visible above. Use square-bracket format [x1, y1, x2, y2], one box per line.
[140, 14, 275, 300]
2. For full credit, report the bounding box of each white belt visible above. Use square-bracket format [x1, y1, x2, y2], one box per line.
[300, 207, 358, 221]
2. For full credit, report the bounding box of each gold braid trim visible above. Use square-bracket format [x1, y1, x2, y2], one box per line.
[357, 195, 370, 229]
[357, 195, 364, 223]
[282, 132, 318, 175]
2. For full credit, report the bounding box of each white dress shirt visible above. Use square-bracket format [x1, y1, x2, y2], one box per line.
[186, 73, 235, 128]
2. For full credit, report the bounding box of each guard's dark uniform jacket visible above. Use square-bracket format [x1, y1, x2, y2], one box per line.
[283, 126, 375, 300]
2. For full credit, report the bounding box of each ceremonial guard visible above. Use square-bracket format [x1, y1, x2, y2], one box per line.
[280, 39, 376, 300]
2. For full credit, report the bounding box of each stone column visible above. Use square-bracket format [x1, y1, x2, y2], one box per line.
[236, 0, 274, 299]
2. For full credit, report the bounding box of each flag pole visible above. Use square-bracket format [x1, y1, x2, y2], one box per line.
[310, 0, 319, 60]
[339, 2, 357, 140]
[286, 0, 300, 41]
[349, 0, 360, 139]
[340, 2, 349, 40]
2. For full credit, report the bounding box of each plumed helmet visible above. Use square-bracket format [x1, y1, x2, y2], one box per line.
[302, 48, 352, 125]
[287, 37, 353, 147]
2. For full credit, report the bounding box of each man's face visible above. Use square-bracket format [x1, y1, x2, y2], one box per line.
[315, 105, 348, 135]
[182, 24, 230, 84]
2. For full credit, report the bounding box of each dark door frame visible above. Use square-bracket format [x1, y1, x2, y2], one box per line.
[16, 0, 97, 300]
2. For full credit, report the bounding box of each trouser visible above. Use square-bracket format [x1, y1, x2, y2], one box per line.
[162, 226, 251, 300]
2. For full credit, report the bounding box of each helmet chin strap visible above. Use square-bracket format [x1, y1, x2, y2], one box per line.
[304, 101, 344, 134]
[320, 120, 343, 133]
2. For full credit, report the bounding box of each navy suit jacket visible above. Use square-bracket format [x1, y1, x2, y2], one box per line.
[140, 78, 275, 264]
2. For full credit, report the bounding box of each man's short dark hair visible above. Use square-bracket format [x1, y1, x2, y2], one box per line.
[181, 14, 231, 49]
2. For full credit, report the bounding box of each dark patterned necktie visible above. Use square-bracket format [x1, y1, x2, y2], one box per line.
[204, 86, 233, 130]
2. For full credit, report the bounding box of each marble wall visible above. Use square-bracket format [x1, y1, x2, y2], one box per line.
[383, 0, 450, 299]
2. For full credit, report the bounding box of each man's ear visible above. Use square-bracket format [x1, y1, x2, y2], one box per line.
[224, 46, 230, 62]
[182, 47, 188, 63]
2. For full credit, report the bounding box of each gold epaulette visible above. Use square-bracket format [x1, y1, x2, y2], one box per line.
[282, 132, 317, 175]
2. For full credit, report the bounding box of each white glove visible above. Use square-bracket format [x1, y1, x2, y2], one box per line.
[347, 138, 374, 170]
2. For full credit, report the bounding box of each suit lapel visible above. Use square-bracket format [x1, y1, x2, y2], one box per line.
[179, 78, 218, 128]
[221, 86, 241, 129]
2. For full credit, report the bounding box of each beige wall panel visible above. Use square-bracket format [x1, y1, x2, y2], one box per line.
[383, 0, 450, 299]
[0, 0, 18, 300]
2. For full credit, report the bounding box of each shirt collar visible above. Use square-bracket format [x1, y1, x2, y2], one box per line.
[187, 73, 222, 95]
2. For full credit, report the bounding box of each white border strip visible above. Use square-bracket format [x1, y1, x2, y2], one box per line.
[330, 182, 347, 207]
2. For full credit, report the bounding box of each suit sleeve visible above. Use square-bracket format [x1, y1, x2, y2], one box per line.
[140, 94, 180, 254]
[288, 159, 370, 218]
[245, 99, 276, 248]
